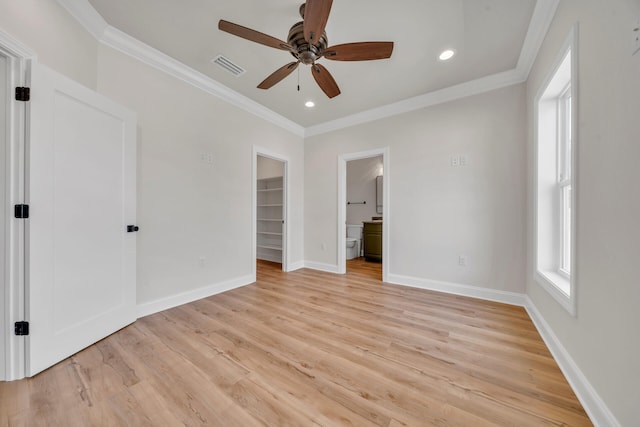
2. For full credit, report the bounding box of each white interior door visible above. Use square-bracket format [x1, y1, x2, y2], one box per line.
[27, 62, 137, 376]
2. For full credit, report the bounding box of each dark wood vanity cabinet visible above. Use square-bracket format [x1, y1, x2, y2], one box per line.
[363, 221, 382, 262]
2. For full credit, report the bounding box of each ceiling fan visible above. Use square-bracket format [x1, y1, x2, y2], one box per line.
[218, 0, 394, 99]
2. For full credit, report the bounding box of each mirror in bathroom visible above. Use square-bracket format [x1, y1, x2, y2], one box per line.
[376, 175, 383, 214]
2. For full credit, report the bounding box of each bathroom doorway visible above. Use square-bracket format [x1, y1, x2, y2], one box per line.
[253, 148, 288, 275]
[338, 148, 389, 281]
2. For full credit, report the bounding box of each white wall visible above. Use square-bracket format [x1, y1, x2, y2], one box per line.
[96, 45, 304, 308]
[0, 0, 98, 89]
[346, 156, 382, 225]
[305, 84, 527, 294]
[526, 1, 640, 425]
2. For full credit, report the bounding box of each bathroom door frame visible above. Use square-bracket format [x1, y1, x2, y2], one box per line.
[252, 146, 289, 277]
[338, 147, 389, 281]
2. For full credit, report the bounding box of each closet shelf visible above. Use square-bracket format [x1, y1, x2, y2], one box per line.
[258, 231, 282, 236]
[257, 244, 282, 250]
[257, 175, 284, 263]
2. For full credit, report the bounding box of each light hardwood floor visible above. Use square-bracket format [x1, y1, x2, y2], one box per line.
[0, 259, 591, 426]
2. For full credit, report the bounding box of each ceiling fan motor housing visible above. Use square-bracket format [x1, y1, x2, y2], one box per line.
[288, 22, 328, 64]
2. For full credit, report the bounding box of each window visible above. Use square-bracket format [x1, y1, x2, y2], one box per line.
[535, 30, 577, 315]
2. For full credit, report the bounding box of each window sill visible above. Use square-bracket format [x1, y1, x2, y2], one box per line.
[535, 269, 576, 316]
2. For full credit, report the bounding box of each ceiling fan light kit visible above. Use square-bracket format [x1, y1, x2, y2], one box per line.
[218, 0, 394, 99]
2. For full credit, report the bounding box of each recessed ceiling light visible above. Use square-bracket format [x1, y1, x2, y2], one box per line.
[439, 49, 456, 61]
[305, 101, 315, 108]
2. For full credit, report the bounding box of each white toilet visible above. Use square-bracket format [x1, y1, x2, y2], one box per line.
[346, 224, 363, 260]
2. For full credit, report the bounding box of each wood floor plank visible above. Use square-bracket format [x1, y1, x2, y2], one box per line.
[0, 259, 592, 426]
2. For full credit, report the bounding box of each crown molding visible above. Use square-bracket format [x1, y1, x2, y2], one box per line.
[101, 26, 304, 137]
[516, 0, 561, 80]
[57, 0, 557, 139]
[0, 29, 37, 59]
[305, 68, 525, 137]
[56, 0, 109, 40]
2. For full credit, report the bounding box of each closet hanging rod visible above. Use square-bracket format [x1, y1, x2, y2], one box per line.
[347, 201, 366, 205]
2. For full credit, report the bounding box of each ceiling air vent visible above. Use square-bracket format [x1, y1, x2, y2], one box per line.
[212, 55, 246, 77]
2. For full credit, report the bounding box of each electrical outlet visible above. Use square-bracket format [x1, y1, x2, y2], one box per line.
[458, 255, 468, 267]
[451, 156, 460, 167]
[634, 19, 640, 55]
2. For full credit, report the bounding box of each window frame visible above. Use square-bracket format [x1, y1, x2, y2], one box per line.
[533, 25, 578, 316]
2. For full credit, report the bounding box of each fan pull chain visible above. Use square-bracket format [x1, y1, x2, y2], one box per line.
[297, 66, 300, 91]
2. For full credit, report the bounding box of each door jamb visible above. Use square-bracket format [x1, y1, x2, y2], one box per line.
[252, 146, 290, 277]
[0, 30, 35, 381]
[338, 148, 390, 281]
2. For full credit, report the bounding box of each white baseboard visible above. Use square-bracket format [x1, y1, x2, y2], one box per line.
[136, 274, 255, 319]
[303, 261, 340, 274]
[286, 261, 305, 272]
[387, 273, 527, 307]
[524, 296, 620, 427]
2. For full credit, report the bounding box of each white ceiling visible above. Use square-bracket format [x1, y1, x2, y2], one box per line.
[84, 0, 543, 129]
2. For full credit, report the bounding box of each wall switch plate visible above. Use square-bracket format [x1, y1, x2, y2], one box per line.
[458, 255, 468, 267]
[459, 155, 467, 166]
[633, 19, 640, 55]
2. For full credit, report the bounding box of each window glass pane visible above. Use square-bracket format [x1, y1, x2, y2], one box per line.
[558, 87, 571, 182]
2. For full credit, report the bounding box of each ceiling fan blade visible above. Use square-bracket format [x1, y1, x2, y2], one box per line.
[303, 0, 333, 44]
[311, 63, 340, 98]
[218, 20, 292, 51]
[257, 62, 300, 89]
[323, 42, 394, 61]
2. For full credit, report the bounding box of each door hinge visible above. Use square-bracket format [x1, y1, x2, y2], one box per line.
[14, 321, 29, 336]
[15, 87, 30, 102]
[14, 204, 29, 219]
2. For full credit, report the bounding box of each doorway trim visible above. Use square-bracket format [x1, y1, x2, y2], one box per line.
[252, 146, 290, 278]
[0, 30, 35, 381]
[338, 147, 390, 281]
